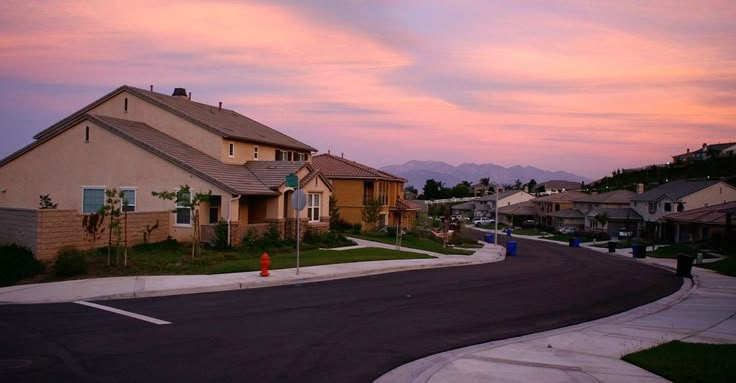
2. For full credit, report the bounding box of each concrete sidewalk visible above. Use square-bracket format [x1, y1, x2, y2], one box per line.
[0, 239, 505, 304]
[377, 233, 736, 383]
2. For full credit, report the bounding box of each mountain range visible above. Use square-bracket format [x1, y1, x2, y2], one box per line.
[379, 161, 591, 189]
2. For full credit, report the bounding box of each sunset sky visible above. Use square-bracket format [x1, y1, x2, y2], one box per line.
[1, 0, 734, 179]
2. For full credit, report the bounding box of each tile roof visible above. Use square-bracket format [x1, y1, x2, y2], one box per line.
[664, 201, 736, 225]
[573, 190, 635, 204]
[33, 85, 316, 152]
[402, 199, 429, 213]
[478, 190, 529, 202]
[587, 207, 643, 221]
[498, 201, 537, 216]
[535, 180, 581, 192]
[548, 208, 585, 218]
[451, 202, 476, 210]
[92, 115, 283, 195]
[312, 153, 405, 181]
[631, 180, 720, 202]
[533, 191, 589, 203]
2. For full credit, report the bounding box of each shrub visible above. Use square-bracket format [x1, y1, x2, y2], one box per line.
[0, 244, 45, 287]
[211, 219, 230, 250]
[54, 249, 87, 277]
[352, 223, 362, 234]
[303, 230, 355, 248]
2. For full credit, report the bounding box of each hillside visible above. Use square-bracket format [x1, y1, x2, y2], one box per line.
[380, 160, 591, 188]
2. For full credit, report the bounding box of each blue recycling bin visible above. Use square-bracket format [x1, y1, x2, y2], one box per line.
[484, 233, 494, 243]
[571, 238, 581, 248]
[506, 241, 517, 256]
[506, 228, 512, 237]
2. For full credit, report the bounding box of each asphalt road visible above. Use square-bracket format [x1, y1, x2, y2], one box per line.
[0, 233, 682, 383]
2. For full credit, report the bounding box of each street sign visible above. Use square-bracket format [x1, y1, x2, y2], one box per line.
[291, 190, 307, 211]
[285, 173, 298, 188]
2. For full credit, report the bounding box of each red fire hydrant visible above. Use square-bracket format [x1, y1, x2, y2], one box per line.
[259, 252, 271, 277]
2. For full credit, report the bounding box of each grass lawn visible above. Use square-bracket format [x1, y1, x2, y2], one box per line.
[350, 232, 475, 255]
[699, 255, 736, 277]
[14, 240, 433, 284]
[510, 228, 548, 236]
[622, 340, 736, 383]
[648, 244, 700, 259]
[592, 241, 634, 249]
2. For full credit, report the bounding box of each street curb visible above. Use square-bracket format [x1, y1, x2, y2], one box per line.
[375, 274, 696, 383]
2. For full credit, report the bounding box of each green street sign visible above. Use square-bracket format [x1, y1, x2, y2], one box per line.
[285, 173, 298, 188]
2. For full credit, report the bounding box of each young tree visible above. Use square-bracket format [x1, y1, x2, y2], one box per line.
[102, 189, 123, 266]
[527, 179, 538, 193]
[514, 178, 522, 190]
[451, 181, 472, 198]
[82, 212, 105, 250]
[361, 199, 382, 231]
[152, 185, 211, 258]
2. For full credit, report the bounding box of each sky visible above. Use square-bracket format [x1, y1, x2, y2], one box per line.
[1, 0, 734, 180]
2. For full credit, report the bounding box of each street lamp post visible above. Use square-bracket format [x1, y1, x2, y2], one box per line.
[494, 184, 499, 245]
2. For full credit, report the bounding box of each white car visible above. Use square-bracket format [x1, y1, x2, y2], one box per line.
[559, 227, 576, 235]
[473, 217, 495, 226]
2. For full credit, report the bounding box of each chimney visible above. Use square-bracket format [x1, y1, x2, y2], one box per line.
[188, 92, 191, 100]
[686, 148, 690, 153]
[327, 149, 330, 154]
[636, 183, 644, 194]
[172, 88, 188, 99]
[150, 85, 154, 92]
[218, 102, 222, 111]
[341, 152, 344, 158]
[703, 143, 707, 149]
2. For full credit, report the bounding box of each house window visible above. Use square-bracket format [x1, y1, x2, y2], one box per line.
[82, 187, 105, 213]
[648, 202, 657, 214]
[664, 202, 672, 212]
[124, 97, 128, 112]
[121, 188, 136, 212]
[253, 145, 259, 160]
[176, 190, 191, 225]
[307, 193, 321, 222]
[296, 152, 305, 161]
[85, 126, 90, 142]
[228, 142, 234, 158]
[677, 203, 684, 212]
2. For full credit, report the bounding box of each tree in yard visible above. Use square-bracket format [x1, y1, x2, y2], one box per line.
[423, 179, 448, 200]
[451, 181, 472, 198]
[361, 199, 382, 231]
[479, 177, 490, 186]
[514, 178, 522, 190]
[39, 194, 58, 209]
[404, 185, 418, 198]
[527, 179, 538, 193]
[152, 185, 211, 258]
[102, 189, 123, 266]
[329, 195, 341, 230]
[595, 212, 608, 232]
[82, 212, 105, 251]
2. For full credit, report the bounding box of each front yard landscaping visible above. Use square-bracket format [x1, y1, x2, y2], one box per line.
[622, 340, 736, 383]
[699, 255, 736, 277]
[0, 234, 434, 285]
[350, 231, 475, 255]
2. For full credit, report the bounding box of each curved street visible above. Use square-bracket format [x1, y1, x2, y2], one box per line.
[0, 234, 682, 382]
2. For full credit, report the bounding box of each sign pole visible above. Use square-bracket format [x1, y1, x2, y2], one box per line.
[296, 180, 300, 276]
[285, 173, 306, 276]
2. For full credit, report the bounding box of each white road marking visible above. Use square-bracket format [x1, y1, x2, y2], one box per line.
[74, 301, 171, 325]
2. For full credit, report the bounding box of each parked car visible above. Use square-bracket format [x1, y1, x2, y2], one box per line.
[521, 219, 536, 228]
[559, 227, 576, 235]
[473, 217, 495, 226]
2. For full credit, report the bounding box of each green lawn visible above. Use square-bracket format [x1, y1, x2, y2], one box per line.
[699, 255, 736, 277]
[13, 240, 433, 284]
[623, 341, 736, 383]
[509, 228, 547, 236]
[350, 232, 475, 255]
[648, 244, 699, 259]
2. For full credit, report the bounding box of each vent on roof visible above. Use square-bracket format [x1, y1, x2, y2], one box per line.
[172, 88, 188, 98]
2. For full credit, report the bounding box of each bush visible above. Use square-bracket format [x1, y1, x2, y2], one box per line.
[0, 244, 45, 287]
[352, 223, 362, 234]
[333, 219, 353, 232]
[54, 249, 87, 277]
[211, 219, 230, 250]
[303, 230, 355, 248]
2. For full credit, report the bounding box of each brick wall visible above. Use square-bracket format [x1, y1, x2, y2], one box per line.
[0, 208, 169, 261]
[0, 208, 39, 254]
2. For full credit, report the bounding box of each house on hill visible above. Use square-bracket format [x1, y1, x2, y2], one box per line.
[673, 142, 736, 163]
[0, 85, 333, 259]
[312, 153, 414, 229]
[533, 180, 582, 195]
[631, 180, 736, 240]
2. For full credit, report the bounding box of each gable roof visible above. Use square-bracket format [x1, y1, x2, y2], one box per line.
[497, 201, 537, 216]
[402, 199, 429, 213]
[312, 153, 405, 182]
[478, 190, 529, 202]
[33, 85, 316, 152]
[573, 190, 635, 204]
[535, 180, 581, 192]
[587, 207, 643, 221]
[664, 201, 736, 225]
[631, 180, 720, 202]
[548, 208, 585, 218]
[533, 191, 589, 203]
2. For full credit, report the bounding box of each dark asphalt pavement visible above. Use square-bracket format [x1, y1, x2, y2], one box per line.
[0, 233, 682, 383]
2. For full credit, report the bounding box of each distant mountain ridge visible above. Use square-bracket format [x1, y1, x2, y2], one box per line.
[380, 160, 591, 189]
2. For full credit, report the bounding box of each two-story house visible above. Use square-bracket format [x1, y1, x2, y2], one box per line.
[0, 85, 333, 257]
[631, 180, 736, 240]
[531, 191, 588, 229]
[573, 190, 642, 238]
[312, 153, 414, 229]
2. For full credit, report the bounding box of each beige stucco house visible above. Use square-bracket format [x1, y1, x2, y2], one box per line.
[0, 85, 333, 256]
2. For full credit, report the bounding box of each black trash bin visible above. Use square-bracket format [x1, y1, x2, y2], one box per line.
[607, 241, 617, 253]
[677, 253, 694, 277]
[569, 239, 575, 247]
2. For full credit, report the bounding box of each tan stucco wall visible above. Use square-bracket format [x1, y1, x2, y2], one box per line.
[221, 140, 282, 164]
[280, 167, 332, 222]
[632, 182, 736, 222]
[91, 91, 222, 159]
[328, 178, 406, 226]
[0, 208, 38, 253]
[0, 120, 232, 242]
[499, 192, 535, 207]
